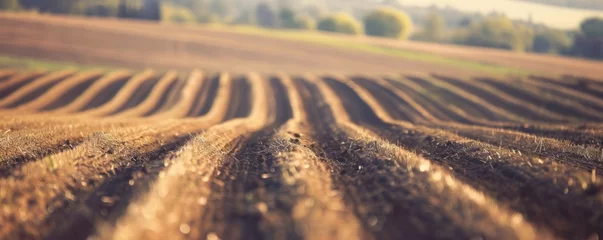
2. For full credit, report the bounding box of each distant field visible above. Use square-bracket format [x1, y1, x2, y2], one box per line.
[2, 12, 603, 240]
[1, 12, 603, 78]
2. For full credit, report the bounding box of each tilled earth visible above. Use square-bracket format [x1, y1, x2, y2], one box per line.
[0, 69, 602, 240]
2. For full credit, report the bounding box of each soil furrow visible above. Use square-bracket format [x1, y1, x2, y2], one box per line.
[40, 72, 103, 111]
[105, 72, 274, 240]
[80, 70, 155, 116]
[479, 77, 603, 121]
[430, 123, 603, 175]
[406, 75, 513, 122]
[44, 135, 194, 240]
[108, 75, 162, 115]
[0, 70, 16, 83]
[350, 76, 421, 122]
[0, 70, 75, 108]
[360, 75, 603, 147]
[187, 73, 220, 117]
[384, 76, 470, 123]
[430, 74, 572, 123]
[512, 77, 603, 116]
[143, 74, 183, 116]
[529, 75, 603, 101]
[328, 75, 603, 239]
[115, 71, 179, 117]
[298, 76, 542, 239]
[0, 71, 46, 100]
[73, 71, 132, 112]
[13, 70, 103, 111]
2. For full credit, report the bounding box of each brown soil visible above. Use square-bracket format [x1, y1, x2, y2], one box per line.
[1, 13, 603, 240]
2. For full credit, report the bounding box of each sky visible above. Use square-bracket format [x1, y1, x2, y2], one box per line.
[399, 0, 603, 29]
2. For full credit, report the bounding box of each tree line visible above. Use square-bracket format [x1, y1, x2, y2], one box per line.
[1, 0, 603, 60]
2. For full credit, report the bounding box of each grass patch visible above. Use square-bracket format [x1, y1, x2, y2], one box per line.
[206, 24, 535, 76]
[0, 55, 119, 72]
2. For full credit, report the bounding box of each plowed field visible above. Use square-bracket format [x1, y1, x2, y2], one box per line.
[2, 11, 603, 240]
[1, 69, 602, 240]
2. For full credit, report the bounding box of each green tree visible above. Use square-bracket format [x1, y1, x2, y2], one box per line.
[363, 8, 413, 39]
[141, 0, 161, 21]
[516, 24, 535, 51]
[459, 15, 524, 51]
[279, 7, 296, 28]
[233, 9, 255, 25]
[294, 16, 315, 30]
[317, 13, 362, 35]
[256, 2, 277, 28]
[571, 17, 603, 59]
[414, 11, 444, 42]
[580, 17, 603, 38]
[533, 28, 571, 54]
[46, 0, 78, 13]
[162, 4, 196, 23]
[0, 0, 20, 10]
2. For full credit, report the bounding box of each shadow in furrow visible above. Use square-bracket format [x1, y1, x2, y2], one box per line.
[0, 74, 44, 101]
[430, 75, 557, 122]
[44, 135, 195, 240]
[6, 73, 74, 108]
[0, 72, 14, 83]
[198, 77, 293, 239]
[407, 76, 512, 122]
[187, 74, 220, 117]
[144, 76, 182, 116]
[41, 75, 102, 111]
[350, 77, 417, 122]
[478, 77, 602, 122]
[531, 75, 603, 100]
[224, 76, 252, 120]
[80, 76, 129, 111]
[384, 77, 470, 124]
[109, 76, 161, 115]
[153, 77, 187, 115]
[322, 77, 383, 126]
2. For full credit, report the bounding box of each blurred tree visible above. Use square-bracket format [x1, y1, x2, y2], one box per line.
[294, 16, 315, 30]
[458, 17, 472, 27]
[256, 3, 277, 28]
[85, 5, 115, 17]
[516, 24, 535, 51]
[279, 7, 296, 28]
[363, 8, 413, 39]
[571, 17, 603, 59]
[141, 0, 161, 20]
[233, 9, 255, 25]
[580, 17, 603, 38]
[459, 15, 524, 51]
[162, 4, 196, 23]
[190, 0, 211, 22]
[317, 13, 362, 35]
[0, 0, 20, 10]
[43, 0, 78, 13]
[414, 11, 444, 42]
[533, 28, 571, 53]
